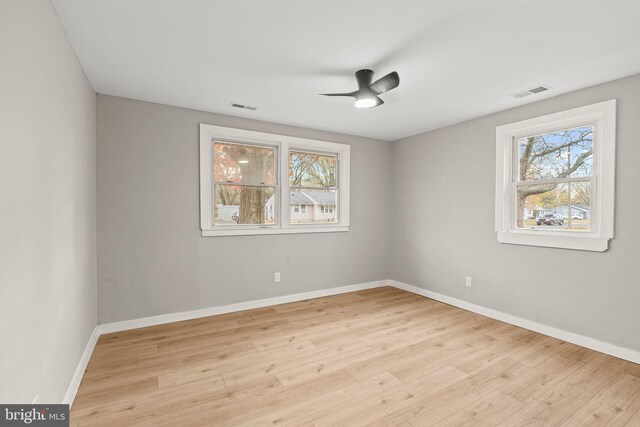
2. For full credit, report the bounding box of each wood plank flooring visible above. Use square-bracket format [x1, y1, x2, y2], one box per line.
[70, 287, 640, 426]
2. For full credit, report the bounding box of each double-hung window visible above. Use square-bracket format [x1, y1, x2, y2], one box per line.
[212, 141, 277, 226]
[495, 100, 616, 251]
[290, 150, 338, 224]
[200, 124, 350, 236]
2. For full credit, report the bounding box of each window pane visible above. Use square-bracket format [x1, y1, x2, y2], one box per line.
[214, 184, 276, 225]
[516, 182, 590, 232]
[289, 151, 337, 188]
[214, 141, 276, 186]
[290, 189, 337, 224]
[517, 125, 593, 181]
[568, 181, 591, 231]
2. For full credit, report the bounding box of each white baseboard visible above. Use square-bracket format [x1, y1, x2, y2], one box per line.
[389, 280, 640, 365]
[97, 280, 389, 335]
[63, 326, 100, 407]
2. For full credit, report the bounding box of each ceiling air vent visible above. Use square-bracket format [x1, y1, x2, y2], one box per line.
[230, 102, 257, 111]
[512, 85, 551, 99]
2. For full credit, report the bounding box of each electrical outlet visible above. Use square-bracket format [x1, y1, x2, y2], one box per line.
[274, 272, 281, 283]
[465, 276, 472, 287]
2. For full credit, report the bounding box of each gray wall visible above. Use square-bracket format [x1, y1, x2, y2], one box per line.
[391, 74, 640, 351]
[0, 0, 97, 403]
[97, 95, 392, 324]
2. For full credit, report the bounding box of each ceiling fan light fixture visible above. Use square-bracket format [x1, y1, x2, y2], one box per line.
[355, 97, 376, 109]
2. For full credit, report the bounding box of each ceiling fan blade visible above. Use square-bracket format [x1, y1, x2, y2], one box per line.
[370, 96, 384, 108]
[320, 91, 357, 97]
[355, 69, 374, 90]
[370, 71, 400, 94]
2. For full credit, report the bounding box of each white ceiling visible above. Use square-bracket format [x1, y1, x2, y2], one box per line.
[52, 0, 640, 141]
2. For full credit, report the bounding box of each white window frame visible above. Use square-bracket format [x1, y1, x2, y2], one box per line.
[495, 100, 616, 251]
[200, 124, 350, 237]
[299, 204, 306, 214]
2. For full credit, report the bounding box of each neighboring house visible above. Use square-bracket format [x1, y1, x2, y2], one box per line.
[289, 191, 314, 222]
[217, 205, 239, 222]
[555, 204, 590, 219]
[265, 190, 337, 223]
[523, 207, 555, 219]
[523, 204, 590, 220]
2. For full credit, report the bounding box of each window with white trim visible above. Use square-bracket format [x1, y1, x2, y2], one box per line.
[495, 100, 616, 251]
[200, 124, 350, 236]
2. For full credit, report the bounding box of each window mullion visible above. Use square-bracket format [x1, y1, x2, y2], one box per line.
[290, 186, 338, 191]
[516, 177, 591, 187]
[280, 142, 290, 228]
[214, 182, 278, 188]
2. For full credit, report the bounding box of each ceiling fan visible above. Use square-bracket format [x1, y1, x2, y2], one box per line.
[321, 69, 400, 109]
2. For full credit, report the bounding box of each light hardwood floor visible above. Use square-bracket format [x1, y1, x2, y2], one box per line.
[71, 287, 640, 426]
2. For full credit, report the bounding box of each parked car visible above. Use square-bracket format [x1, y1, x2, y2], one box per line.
[537, 214, 564, 225]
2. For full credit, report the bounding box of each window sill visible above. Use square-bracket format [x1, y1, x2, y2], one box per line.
[202, 226, 349, 237]
[497, 231, 610, 252]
